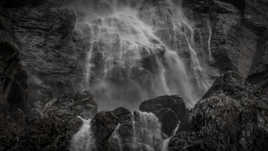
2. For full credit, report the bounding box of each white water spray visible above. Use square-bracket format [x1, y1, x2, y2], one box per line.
[72, 0, 214, 109]
[70, 116, 95, 151]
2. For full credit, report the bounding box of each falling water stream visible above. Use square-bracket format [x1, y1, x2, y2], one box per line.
[73, 0, 213, 109]
[70, 117, 95, 151]
[70, 0, 216, 150]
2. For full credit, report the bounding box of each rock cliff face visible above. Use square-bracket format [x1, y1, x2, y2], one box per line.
[168, 71, 268, 151]
[0, 0, 267, 151]
[183, 0, 268, 94]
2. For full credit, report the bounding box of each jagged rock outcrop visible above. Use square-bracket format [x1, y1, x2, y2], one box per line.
[0, 92, 97, 151]
[0, 90, 97, 151]
[243, 0, 268, 95]
[91, 107, 134, 151]
[91, 111, 119, 151]
[183, 0, 268, 97]
[0, 4, 98, 150]
[40, 92, 97, 120]
[0, 11, 29, 151]
[0, 13, 28, 113]
[0, 2, 90, 109]
[168, 72, 268, 151]
[140, 95, 189, 136]
[202, 71, 246, 99]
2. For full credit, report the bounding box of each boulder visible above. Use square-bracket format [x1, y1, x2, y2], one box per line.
[41, 92, 97, 120]
[0, 91, 97, 151]
[169, 72, 268, 151]
[91, 111, 119, 151]
[139, 95, 189, 136]
[169, 93, 268, 151]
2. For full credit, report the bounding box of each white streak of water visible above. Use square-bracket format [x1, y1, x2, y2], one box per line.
[70, 116, 95, 151]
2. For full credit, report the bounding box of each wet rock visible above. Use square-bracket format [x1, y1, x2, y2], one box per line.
[183, 0, 267, 84]
[0, 13, 28, 113]
[0, 109, 26, 151]
[92, 111, 119, 151]
[0, 4, 89, 108]
[203, 71, 246, 99]
[0, 110, 83, 151]
[169, 72, 268, 151]
[169, 93, 268, 151]
[140, 95, 189, 136]
[41, 92, 97, 120]
[242, 0, 268, 96]
[112, 107, 133, 124]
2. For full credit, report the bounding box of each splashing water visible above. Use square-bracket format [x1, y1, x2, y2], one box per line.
[70, 116, 95, 151]
[72, 0, 214, 109]
[133, 111, 163, 149]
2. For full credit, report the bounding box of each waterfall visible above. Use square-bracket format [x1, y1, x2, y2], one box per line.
[70, 116, 95, 151]
[133, 111, 163, 149]
[207, 19, 213, 62]
[72, 0, 215, 109]
[183, 30, 211, 93]
[68, 0, 217, 150]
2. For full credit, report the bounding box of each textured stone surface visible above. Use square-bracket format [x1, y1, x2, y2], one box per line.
[0, 3, 90, 109]
[140, 95, 188, 136]
[169, 72, 268, 151]
[0, 0, 268, 150]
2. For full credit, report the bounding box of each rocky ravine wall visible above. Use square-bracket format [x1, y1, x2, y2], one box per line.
[0, 0, 267, 111]
[0, 0, 267, 151]
[183, 0, 268, 92]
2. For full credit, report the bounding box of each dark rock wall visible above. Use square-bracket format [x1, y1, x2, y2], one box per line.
[183, 0, 268, 95]
[0, 10, 28, 113]
[169, 71, 268, 151]
[0, 1, 91, 111]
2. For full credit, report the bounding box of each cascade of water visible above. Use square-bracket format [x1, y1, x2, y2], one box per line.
[184, 31, 211, 91]
[164, 50, 195, 106]
[134, 111, 163, 147]
[78, 6, 196, 109]
[84, 42, 94, 90]
[207, 19, 213, 62]
[73, 0, 215, 109]
[155, 56, 171, 95]
[70, 116, 95, 151]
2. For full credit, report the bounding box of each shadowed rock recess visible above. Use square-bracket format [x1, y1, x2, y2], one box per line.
[0, 0, 267, 151]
